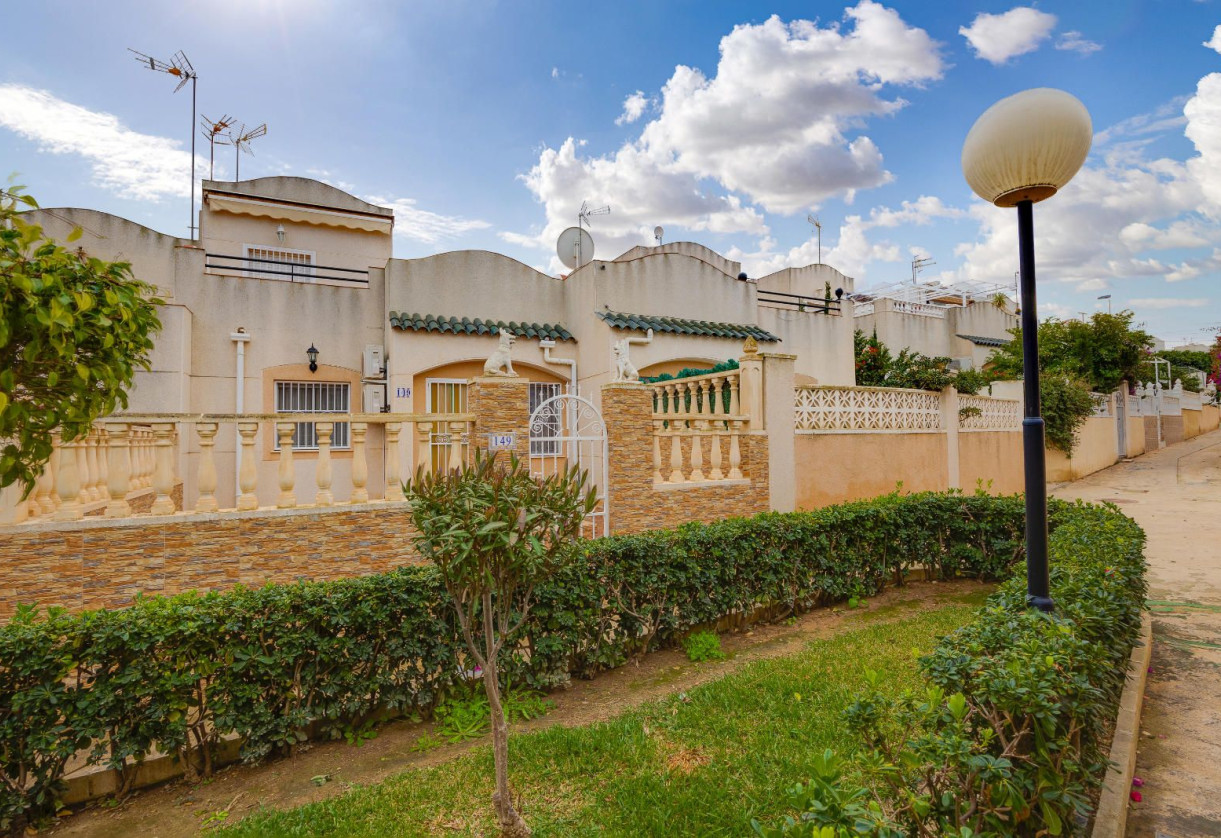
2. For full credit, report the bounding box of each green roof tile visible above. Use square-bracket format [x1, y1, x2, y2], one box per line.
[389, 313, 577, 342]
[957, 333, 1008, 347]
[597, 310, 780, 342]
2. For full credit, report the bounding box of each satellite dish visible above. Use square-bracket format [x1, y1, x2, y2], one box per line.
[654, 226, 664, 245]
[557, 226, 595, 270]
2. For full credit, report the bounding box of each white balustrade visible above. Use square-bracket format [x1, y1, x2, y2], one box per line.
[892, 300, 948, 318]
[648, 369, 751, 486]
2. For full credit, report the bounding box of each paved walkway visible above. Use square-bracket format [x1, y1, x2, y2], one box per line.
[1052, 429, 1221, 838]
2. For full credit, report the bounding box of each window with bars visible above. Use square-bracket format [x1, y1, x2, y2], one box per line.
[529, 382, 563, 456]
[274, 381, 350, 450]
[243, 245, 316, 281]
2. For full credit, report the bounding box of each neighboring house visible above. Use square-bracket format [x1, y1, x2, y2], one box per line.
[850, 279, 1017, 370]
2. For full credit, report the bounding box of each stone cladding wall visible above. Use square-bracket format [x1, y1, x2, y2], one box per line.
[602, 382, 769, 535]
[468, 375, 531, 463]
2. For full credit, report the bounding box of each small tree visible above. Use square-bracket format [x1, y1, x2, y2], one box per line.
[0, 187, 162, 494]
[406, 451, 597, 837]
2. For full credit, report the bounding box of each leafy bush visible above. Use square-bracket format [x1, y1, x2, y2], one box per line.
[1041, 374, 1096, 454]
[854, 330, 955, 392]
[757, 501, 1146, 837]
[988, 312, 1153, 394]
[683, 631, 727, 662]
[0, 491, 1048, 832]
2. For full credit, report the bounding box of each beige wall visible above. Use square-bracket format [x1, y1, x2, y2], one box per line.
[958, 432, 1024, 494]
[1184, 408, 1201, 439]
[795, 432, 948, 509]
[1046, 416, 1119, 483]
[1203, 404, 1220, 433]
[1125, 415, 1146, 458]
[855, 299, 1015, 370]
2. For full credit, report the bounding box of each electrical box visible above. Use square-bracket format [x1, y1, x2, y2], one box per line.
[362, 345, 385, 378]
[362, 384, 385, 414]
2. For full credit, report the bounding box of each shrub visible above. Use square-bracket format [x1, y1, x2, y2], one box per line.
[0, 491, 1046, 832]
[1041, 374, 1096, 453]
[756, 501, 1147, 837]
[683, 631, 726, 662]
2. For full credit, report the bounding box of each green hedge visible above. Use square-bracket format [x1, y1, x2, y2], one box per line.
[1, 492, 1038, 832]
[757, 500, 1147, 837]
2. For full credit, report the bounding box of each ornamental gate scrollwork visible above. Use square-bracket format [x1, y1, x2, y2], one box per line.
[528, 394, 609, 538]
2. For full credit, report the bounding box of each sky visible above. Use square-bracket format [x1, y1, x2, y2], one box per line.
[1, 1, 1219, 346]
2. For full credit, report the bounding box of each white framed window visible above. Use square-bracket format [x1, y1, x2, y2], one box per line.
[243, 245, 316, 281]
[426, 379, 468, 414]
[529, 382, 563, 456]
[275, 381, 350, 450]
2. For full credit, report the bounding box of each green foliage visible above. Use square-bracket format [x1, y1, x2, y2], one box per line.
[952, 367, 995, 396]
[0, 187, 162, 495]
[683, 630, 726, 662]
[853, 330, 954, 391]
[647, 358, 741, 414]
[1040, 375, 1096, 453]
[760, 502, 1146, 838]
[1158, 348, 1211, 373]
[642, 357, 739, 384]
[431, 688, 552, 745]
[988, 312, 1153, 393]
[0, 492, 1053, 830]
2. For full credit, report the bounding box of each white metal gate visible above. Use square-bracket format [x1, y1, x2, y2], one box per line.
[528, 394, 609, 538]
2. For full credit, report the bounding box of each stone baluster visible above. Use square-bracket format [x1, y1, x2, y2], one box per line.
[47, 447, 61, 511]
[668, 421, 686, 483]
[448, 422, 465, 471]
[709, 377, 723, 417]
[150, 423, 177, 514]
[32, 456, 56, 517]
[275, 422, 297, 508]
[194, 422, 219, 513]
[729, 374, 741, 417]
[417, 421, 434, 477]
[652, 421, 664, 483]
[685, 381, 697, 416]
[385, 422, 405, 501]
[315, 421, 334, 507]
[236, 422, 259, 510]
[728, 421, 744, 480]
[80, 430, 98, 503]
[128, 429, 144, 489]
[350, 421, 369, 503]
[105, 424, 133, 518]
[53, 437, 84, 521]
[689, 421, 705, 481]
[708, 425, 724, 480]
[95, 429, 109, 504]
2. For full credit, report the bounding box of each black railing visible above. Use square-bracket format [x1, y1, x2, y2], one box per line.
[205, 253, 370, 285]
[757, 288, 841, 314]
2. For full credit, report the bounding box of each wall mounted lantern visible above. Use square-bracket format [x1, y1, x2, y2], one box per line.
[276, 224, 286, 245]
[306, 343, 319, 373]
[962, 87, 1092, 614]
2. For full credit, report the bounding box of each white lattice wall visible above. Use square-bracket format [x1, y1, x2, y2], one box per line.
[795, 386, 942, 431]
[958, 394, 1021, 430]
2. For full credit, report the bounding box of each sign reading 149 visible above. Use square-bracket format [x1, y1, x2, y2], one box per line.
[487, 433, 515, 451]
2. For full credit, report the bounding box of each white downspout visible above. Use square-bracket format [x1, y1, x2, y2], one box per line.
[538, 339, 577, 396]
[230, 328, 251, 503]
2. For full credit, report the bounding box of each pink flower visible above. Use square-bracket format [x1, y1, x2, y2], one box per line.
[1132, 778, 1144, 787]
[1130, 791, 1142, 803]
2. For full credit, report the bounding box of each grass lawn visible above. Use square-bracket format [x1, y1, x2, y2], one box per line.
[219, 598, 985, 837]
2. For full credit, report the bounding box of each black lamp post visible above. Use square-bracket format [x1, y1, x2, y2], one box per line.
[962, 88, 1092, 613]
[306, 343, 319, 373]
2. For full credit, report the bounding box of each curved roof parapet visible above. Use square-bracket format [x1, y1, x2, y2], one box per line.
[202, 177, 394, 232]
[614, 242, 742, 279]
[20, 206, 188, 245]
[393, 249, 561, 281]
[755, 263, 856, 298]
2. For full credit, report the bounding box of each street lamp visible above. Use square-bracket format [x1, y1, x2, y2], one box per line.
[1098, 294, 1112, 315]
[962, 88, 1092, 613]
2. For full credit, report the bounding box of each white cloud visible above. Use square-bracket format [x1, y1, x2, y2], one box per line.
[0, 84, 199, 200]
[615, 91, 653, 126]
[1127, 297, 1210, 309]
[1205, 25, 1221, 55]
[1185, 72, 1221, 210]
[551, 67, 559, 79]
[364, 195, 491, 245]
[1056, 31, 1102, 55]
[959, 7, 1057, 64]
[1076, 278, 1107, 291]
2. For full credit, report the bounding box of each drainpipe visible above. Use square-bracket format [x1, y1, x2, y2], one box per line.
[230, 328, 251, 502]
[538, 339, 577, 396]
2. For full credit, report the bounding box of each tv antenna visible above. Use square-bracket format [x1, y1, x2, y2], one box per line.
[807, 214, 822, 264]
[230, 122, 267, 181]
[654, 225, 664, 246]
[912, 256, 935, 282]
[200, 114, 235, 180]
[578, 200, 610, 231]
[129, 48, 198, 238]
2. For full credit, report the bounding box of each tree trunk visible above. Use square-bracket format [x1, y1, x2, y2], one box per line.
[482, 593, 531, 837]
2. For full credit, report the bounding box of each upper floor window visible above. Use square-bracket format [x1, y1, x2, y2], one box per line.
[243, 245, 316, 282]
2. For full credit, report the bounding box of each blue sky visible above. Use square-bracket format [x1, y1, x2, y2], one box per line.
[2, 1, 1218, 345]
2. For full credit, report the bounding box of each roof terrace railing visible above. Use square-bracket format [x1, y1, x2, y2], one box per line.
[757, 288, 842, 314]
[205, 252, 370, 285]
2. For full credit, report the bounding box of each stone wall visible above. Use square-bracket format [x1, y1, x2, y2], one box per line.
[602, 382, 770, 534]
[0, 503, 420, 619]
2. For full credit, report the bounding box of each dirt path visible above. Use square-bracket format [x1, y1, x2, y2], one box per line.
[45, 579, 989, 838]
[1053, 429, 1221, 838]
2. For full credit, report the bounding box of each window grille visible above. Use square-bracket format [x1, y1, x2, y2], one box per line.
[426, 379, 469, 472]
[529, 382, 563, 455]
[243, 245, 316, 281]
[274, 381, 350, 450]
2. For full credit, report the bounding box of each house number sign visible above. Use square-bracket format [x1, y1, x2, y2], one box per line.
[487, 433, 515, 451]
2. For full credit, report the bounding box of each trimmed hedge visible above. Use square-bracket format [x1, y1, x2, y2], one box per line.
[3, 492, 1040, 831]
[757, 500, 1147, 837]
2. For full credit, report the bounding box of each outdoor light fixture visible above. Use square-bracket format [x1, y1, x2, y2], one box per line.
[276, 224, 286, 244]
[1098, 293, 1112, 314]
[306, 343, 319, 373]
[962, 88, 1092, 614]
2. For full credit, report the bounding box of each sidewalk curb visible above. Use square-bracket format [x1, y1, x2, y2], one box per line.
[1091, 611, 1153, 838]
